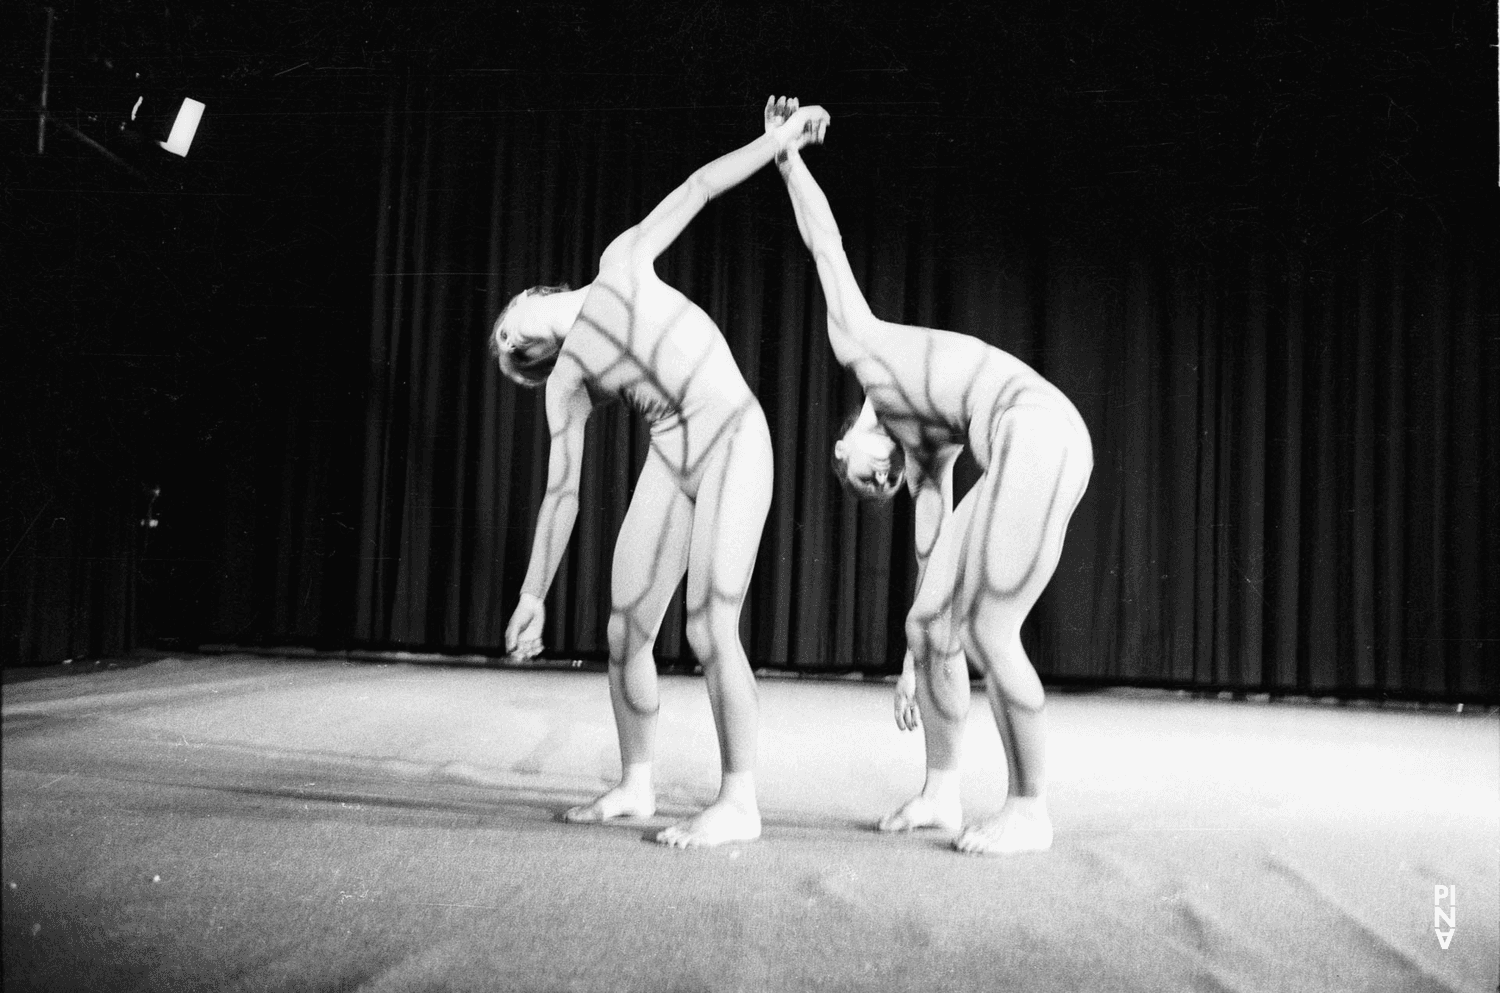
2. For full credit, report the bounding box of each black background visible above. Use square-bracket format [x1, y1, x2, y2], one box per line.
[3, 0, 1495, 699]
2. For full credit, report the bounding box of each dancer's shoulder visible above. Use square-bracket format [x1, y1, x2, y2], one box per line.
[598, 226, 659, 273]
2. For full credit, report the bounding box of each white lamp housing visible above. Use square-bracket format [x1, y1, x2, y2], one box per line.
[159, 97, 205, 157]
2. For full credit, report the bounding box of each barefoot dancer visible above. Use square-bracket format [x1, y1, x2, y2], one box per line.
[768, 98, 1093, 854]
[494, 102, 830, 848]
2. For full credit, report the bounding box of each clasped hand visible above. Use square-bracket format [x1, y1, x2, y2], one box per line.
[764, 95, 829, 155]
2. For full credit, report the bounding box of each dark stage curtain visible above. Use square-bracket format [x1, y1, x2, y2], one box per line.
[8, 4, 1495, 704]
[352, 86, 1497, 699]
[3, 45, 380, 669]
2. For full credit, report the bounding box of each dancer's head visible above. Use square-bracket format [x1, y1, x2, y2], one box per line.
[490, 284, 574, 387]
[832, 410, 905, 502]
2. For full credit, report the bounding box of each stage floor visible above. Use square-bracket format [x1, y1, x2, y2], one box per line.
[3, 654, 1496, 992]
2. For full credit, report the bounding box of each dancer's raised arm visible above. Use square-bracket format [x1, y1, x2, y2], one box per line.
[614, 102, 830, 265]
[764, 97, 875, 357]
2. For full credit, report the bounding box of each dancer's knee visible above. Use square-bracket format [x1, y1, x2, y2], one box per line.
[607, 611, 651, 664]
[606, 612, 629, 660]
[685, 608, 745, 672]
[958, 618, 1043, 711]
[684, 611, 723, 666]
[609, 610, 661, 699]
[904, 615, 936, 667]
[907, 607, 961, 664]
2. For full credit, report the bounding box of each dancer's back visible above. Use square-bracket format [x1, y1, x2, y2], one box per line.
[854, 320, 1085, 474]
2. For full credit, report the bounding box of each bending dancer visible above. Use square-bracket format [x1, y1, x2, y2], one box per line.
[768, 98, 1093, 854]
[494, 100, 830, 848]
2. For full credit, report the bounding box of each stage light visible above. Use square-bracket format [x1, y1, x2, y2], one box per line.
[158, 97, 205, 157]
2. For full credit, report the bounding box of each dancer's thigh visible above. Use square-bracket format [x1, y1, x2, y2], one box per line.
[955, 405, 1092, 627]
[611, 450, 693, 653]
[684, 408, 773, 621]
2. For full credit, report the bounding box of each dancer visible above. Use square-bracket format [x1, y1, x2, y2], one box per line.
[494, 100, 830, 848]
[768, 98, 1093, 854]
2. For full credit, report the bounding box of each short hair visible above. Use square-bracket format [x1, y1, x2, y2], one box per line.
[490, 284, 571, 388]
[831, 407, 906, 502]
[830, 409, 862, 483]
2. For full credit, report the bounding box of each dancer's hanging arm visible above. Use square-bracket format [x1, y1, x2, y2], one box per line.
[611, 100, 830, 265]
[505, 359, 594, 659]
[893, 451, 959, 729]
[764, 97, 874, 357]
[909, 455, 957, 590]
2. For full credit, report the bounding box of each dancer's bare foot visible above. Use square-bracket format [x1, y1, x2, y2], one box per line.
[953, 797, 1053, 854]
[878, 792, 962, 833]
[563, 781, 655, 823]
[654, 797, 761, 848]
